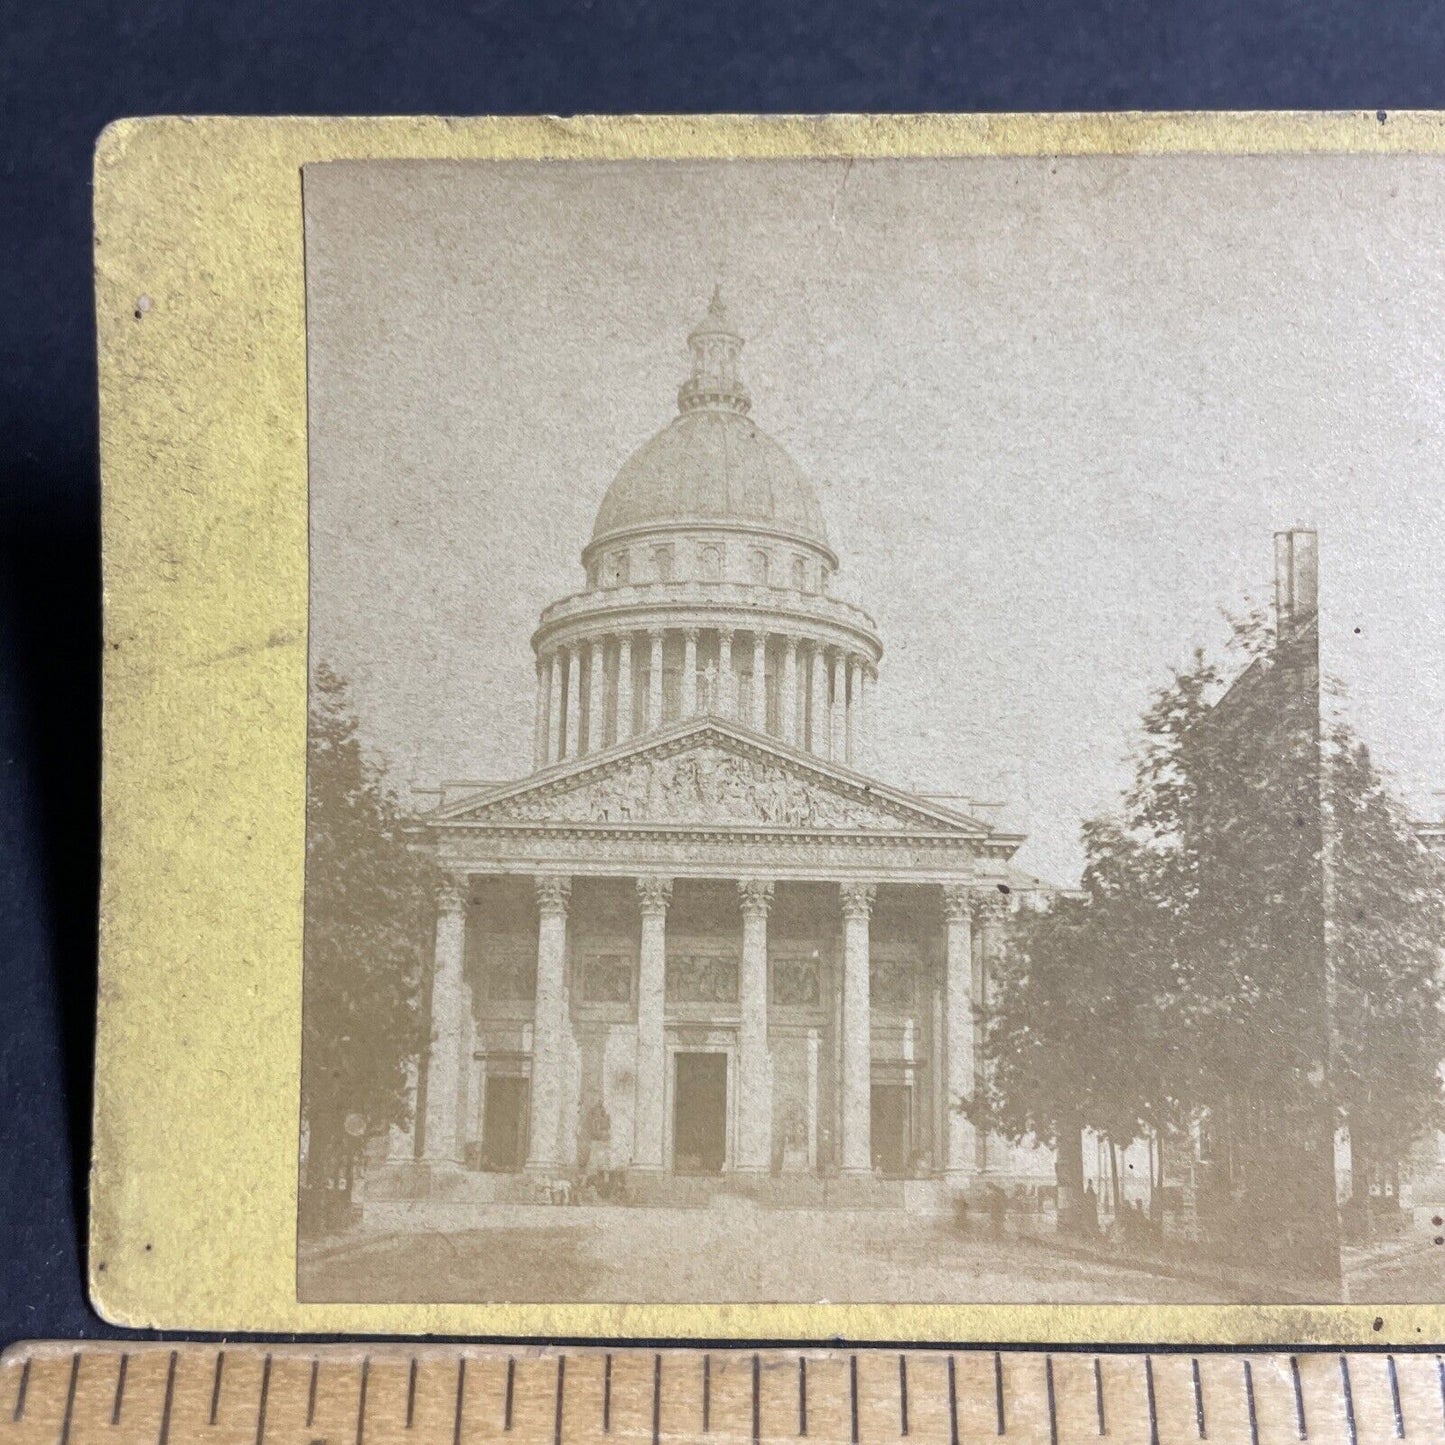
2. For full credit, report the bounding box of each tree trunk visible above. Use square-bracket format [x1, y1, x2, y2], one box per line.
[1055, 1114, 1085, 1236]
[1152, 1132, 1166, 1227]
[1109, 1137, 1123, 1224]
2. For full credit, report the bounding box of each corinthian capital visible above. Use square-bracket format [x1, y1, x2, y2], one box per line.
[435, 873, 469, 918]
[972, 887, 1011, 926]
[840, 881, 877, 922]
[737, 878, 775, 919]
[940, 883, 972, 925]
[636, 876, 674, 917]
[533, 874, 572, 917]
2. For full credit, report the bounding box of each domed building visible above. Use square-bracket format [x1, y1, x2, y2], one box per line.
[381, 294, 1039, 1212]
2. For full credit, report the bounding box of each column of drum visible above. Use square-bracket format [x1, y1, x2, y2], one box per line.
[532, 630, 874, 765]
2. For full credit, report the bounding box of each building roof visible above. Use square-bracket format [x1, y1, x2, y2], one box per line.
[591, 408, 831, 548]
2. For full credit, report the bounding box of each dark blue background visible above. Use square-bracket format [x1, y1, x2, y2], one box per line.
[4, 0, 1444, 1346]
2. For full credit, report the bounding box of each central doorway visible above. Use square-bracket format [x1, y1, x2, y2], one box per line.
[480, 1075, 529, 1172]
[673, 1052, 728, 1174]
[871, 1083, 912, 1177]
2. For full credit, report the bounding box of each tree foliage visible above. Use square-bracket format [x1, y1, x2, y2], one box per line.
[301, 664, 435, 1190]
[973, 605, 1445, 1249]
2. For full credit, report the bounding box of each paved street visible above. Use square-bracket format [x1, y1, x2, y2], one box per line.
[299, 1202, 1234, 1303]
[1344, 1234, 1445, 1302]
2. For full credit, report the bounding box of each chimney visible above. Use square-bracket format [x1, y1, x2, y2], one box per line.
[1274, 528, 1318, 638]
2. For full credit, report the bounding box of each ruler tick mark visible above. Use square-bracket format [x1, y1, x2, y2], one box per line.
[603, 1354, 611, 1434]
[1094, 1357, 1105, 1436]
[947, 1356, 958, 1445]
[1244, 1360, 1259, 1445]
[256, 1355, 272, 1445]
[158, 1352, 177, 1445]
[553, 1357, 565, 1445]
[1192, 1358, 1206, 1439]
[1289, 1356, 1305, 1440]
[210, 1352, 226, 1426]
[752, 1354, 760, 1445]
[505, 1359, 515, 1432]
[899, 1353, 909, 1437]
[307, 1361, 319, 1428]
[702, 1355, 710, 1434]
[356, 1358, 370, 1445]
[651, 1354, 661, 1445]
[994, 1351, 1005, 1437]
[1339, 1357, 1357, 1445]
[59, 1352, 80, 1445]
[1146, 1358, 1160, 1445]
[453, 1359, 466, 1445]
[1045, 1357, 1058, 1445]
[112, 1352, 129, 1426]
[798, 1356, 807, 1437]
[849, 1354, 859, 1445]
[407, 1359, 418, 1430]
[1388, 1355, 1404, 1438]
[12, 1358, 30, 1423]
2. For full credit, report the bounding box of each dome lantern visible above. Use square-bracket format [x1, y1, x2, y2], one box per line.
[677, 286, 751, 417]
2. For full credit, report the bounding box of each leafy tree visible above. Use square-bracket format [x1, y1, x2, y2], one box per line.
[301, 664, 434, 1195]
[1328, 729, 1445, 1216]
[980, 817, 1183, 1230]
[973, 602, 1445, 1275]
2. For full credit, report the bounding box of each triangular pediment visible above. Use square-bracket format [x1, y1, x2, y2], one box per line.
[430, 716, 1012, 841]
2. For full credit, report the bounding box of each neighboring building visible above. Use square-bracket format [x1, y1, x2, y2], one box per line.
[367, 294, 1051, 1213]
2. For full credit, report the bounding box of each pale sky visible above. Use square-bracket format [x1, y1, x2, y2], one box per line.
[304, 155, 1445, 887]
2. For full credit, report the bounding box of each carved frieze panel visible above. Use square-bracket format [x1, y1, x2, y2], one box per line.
[482, 940, 536, 1002]
[771, 955, 822, 1007]
[582, 952, 634, 1004]
[869, 955, 916, 1011]
[666, 951, 739, 1004]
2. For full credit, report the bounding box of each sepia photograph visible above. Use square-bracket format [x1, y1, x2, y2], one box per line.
[295, 155, 1445, 1306]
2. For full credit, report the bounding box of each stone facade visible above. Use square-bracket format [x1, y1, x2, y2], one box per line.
[389, 295, 1049, 1201]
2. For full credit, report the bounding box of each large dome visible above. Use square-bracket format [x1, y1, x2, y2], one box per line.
[592, 408, 830, 549]
[589, 289, 831, 553]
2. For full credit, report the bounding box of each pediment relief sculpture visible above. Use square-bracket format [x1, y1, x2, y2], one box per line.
[462, 744, 933, 831]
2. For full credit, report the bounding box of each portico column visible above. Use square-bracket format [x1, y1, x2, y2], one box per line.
[751, 632, 768, 732]
[423, 874, 468, 1166]
[532, 660, 548, 770]
[681, 629, 699, 717]
[633, 878, 673, 1171]
[616, 635, 634, 743]
[941, 884, 976, 1182]
[737, 880, 775, 1172]
[973, 891, 1009, 1173]
[546, 651, 564, 765]
[810, 646, 829, 756]
[564, 646, 582, 759]
[525, 875, 572, 1173]
[830, 651, 847, 760]
[585, 639, 606, 753]
[839, 882, 876, 1174]
[781, 636, 799, 745]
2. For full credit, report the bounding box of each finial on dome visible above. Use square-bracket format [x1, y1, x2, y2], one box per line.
[678, 288, 751, 415]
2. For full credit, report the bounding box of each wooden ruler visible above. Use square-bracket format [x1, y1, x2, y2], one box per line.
[3, 1343, 1442, 1445]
